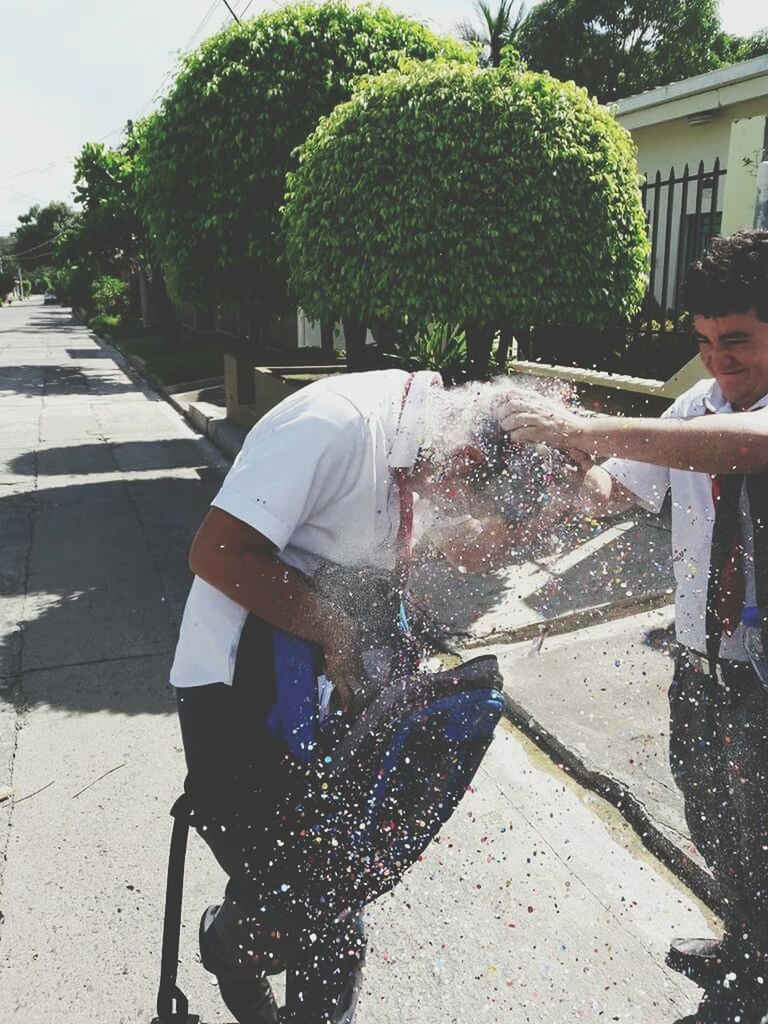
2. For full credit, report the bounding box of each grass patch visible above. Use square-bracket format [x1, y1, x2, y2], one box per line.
[117, 333, 226, 386]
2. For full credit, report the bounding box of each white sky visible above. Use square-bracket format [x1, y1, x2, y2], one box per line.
[1, 0, 766, 235]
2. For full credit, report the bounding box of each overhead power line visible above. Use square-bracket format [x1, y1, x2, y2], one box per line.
[219, 0, 241, 24]
[2, 232, 65, 258]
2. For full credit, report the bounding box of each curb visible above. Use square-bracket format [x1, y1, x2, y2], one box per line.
[85, 322, 242, 462]
[457, 589, 675, 650]
[501, 691, 724, 916]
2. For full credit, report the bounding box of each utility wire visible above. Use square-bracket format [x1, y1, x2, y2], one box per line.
[3, 233, 64, 258]
[219, 0, 241, 24]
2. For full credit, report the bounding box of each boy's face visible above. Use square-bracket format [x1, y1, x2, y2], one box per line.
[411, 446, 498, 519]
[694, 308, 768, 410]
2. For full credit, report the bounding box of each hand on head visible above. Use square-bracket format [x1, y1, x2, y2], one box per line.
[495, 386, 584, 450]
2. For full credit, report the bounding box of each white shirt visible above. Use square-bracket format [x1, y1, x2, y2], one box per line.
[170, 370, 441, 688]
[604, 378, 768, 659]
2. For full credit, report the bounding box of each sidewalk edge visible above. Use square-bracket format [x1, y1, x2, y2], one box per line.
[501, 691, 724, 915]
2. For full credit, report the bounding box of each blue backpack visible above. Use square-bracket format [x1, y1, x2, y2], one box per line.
[155, 628, 504, 1023]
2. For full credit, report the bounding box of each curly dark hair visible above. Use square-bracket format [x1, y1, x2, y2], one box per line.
[682, 230, 768, 321]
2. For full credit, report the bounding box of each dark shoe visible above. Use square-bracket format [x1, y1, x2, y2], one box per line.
[282, 913, 366, 1024]
[217, 976, 279, 1024]
[200, 905, 280, 1023]
[667, 937, 726, 987]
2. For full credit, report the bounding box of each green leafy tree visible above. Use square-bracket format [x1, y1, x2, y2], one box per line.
[135, 1, 471, 323]
[9, 201, 78, 272]
[516, 0, 721, 102]
[283, 62, 649, 375]
[61, 132, 143, 272]
[0, 269, 15, 302]
[457, 1, 528, 67]
[59, 119, 176, 331]
[715, 29, 768, 65]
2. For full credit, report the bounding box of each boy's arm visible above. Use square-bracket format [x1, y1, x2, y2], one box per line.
[189, 507, 363, 706]
[497, 393, 768, 474]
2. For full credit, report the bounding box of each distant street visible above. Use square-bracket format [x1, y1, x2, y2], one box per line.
[0, 298, 710, 1023]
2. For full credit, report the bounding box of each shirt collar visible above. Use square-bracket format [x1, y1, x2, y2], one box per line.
[704, 380, 768, 414]
[387, 371, 443, 470]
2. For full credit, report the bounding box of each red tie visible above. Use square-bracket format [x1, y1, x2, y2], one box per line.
[394, 468, 413, 592]
[711, 474, 746, 636]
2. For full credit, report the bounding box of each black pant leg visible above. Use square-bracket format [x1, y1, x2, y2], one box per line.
[176, 683, 292, 982]
[717, 664, 768, 955]
[668, 653, 742, 926]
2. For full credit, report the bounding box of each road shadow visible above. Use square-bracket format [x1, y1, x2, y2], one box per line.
[0, 311, 84, 335]
[8, 439, 210, 477]
[0, 445, 225, 715]
[0, 365, 135, 397]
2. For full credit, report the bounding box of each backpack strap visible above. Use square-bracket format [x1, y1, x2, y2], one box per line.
[156, 794, 195, 1024]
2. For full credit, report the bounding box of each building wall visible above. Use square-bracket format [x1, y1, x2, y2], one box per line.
[617, 91, 768, 309]
[622, 95, 768, 181]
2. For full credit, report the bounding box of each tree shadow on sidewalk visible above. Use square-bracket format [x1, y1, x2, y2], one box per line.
[0, 364, 136, 397]
[0, 444, 225, 716]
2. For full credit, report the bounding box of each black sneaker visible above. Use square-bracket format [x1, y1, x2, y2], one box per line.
[199, 905, 280, 1024]
[216, 976, 280, 1024]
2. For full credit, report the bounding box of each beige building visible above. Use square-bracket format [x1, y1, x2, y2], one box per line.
[615, 56, 768, 311]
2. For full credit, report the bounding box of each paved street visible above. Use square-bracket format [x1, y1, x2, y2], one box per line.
[0, 299, 712, 1023]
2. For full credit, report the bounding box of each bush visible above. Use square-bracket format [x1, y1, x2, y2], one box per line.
[393, 322, 468, 376]
[136, 2, 472, 311]
[283, 62, 650, 374]
[0, 270, 15, 301]
[89, 313, 123, 336]
[91, 275, 131, 318]
[56, 264, 96, 311]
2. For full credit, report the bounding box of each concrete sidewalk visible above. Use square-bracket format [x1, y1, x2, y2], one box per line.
[0, 300, 711, 1023]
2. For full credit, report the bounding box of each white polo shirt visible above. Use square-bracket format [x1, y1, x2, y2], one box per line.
[604, 378, 768, 660]
[170, 369, 441, 688]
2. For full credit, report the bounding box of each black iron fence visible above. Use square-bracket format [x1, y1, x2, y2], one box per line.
[520, 159, 727, 381]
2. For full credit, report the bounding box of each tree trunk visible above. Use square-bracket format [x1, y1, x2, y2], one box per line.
[343, 316, 367, 371]
[464, 321, 495, 379]
[148, 264, 179, 343]
[137, 266, 152, 330]
[321, 318, 335, 359]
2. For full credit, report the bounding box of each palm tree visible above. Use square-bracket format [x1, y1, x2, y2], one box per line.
[457, 0, 528, 67]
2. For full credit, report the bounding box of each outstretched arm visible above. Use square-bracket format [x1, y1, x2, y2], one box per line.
[497, 391, 768, 474]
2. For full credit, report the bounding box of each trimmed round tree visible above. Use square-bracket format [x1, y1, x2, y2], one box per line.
[283, 61, 650, 372]
[135, 2, 470, 320]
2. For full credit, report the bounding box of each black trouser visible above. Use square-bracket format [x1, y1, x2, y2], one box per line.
[176, 680, 366, 1022]
[669, 650, 768, 956]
